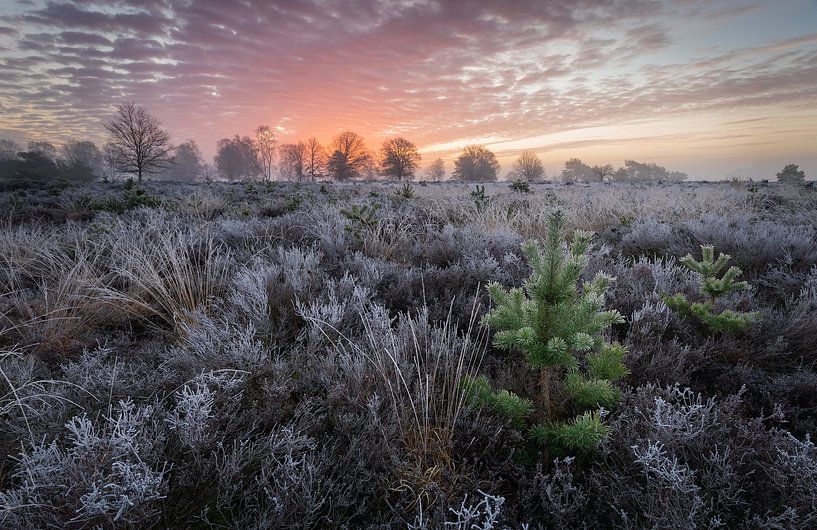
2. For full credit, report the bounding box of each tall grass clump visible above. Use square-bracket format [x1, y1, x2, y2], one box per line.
[318, 297, 487, 510]
[97, 229, 231, 332]
[0, 225, 108, 356]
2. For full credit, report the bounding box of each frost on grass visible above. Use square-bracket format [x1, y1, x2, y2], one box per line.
[1, 181, 816, 527]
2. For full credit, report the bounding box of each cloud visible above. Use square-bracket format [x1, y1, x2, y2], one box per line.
[0, 0, 814, 179]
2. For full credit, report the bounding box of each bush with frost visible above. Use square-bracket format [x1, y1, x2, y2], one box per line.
[0, 400, 168, 528]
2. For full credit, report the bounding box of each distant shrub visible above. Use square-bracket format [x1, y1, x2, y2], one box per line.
[453, 145, 499, 182]
[776, 163, 806, 184]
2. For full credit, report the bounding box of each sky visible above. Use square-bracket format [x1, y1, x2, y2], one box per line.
[0, 0, 816, 180]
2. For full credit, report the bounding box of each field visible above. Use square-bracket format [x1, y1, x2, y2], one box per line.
[1, 179, 816, 528]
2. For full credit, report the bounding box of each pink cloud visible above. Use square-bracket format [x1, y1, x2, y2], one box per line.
[0, 0, 814, 179]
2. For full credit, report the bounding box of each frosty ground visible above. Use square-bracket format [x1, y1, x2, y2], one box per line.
[1, 179, 816, 528]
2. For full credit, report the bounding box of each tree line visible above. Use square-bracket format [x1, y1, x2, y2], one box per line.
[1, 101, 808, 185]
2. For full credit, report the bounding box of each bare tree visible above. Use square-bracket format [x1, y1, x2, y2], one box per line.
[592, 164, 615, 182]
[453, 145, 499, 182]
[327, 131, 369, 181]
[304, 137, 326, 181]
[254, 125, 277, 182]
[379, 137, 421, 181]
[215, 135, 261, 181]
[425, 158, 445, 182]
[102, 142, 123, 181]
[104, 102, 172, 182]
[509, 151, 544, 181]
[280, 141, 307, 181]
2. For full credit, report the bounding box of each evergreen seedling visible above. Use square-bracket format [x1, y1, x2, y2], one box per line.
[470, 185, 490, 210]
[340, 203, 380, 239]
[663, 244, 759, 333]
[509, 180, 531, 194]
[473, 211, 627, 454]
[395, 182, 416, 199]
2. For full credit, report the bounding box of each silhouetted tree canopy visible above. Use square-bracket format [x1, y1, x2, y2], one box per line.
[425, 158, 445, 181]
[328, 131, 369, 181]
[280, 142, 307, 181]
[453, 145, 499, 182]
[0, 139, 21, 161]
[593, 163, 615, 182]
[60, 140, 102, 182]
[613, 160, 687, 182]
[166, 140, 204, 182]
[776, 163, 806, 184]
[0, 150, 59, 188]
[27, 141, 57, 162]
[561, 158, 597, 182]
[379, 137, 421, 181]
[215, 135, 261, 181]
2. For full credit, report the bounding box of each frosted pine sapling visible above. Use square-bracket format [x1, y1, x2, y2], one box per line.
[663, 245, 759, 333]
[340, 203, 380, 239]
[474, 211, 627, 454]
[470, 185, 489, 210]
[509, 180, 531, 194]
[395, 182, 415, 199]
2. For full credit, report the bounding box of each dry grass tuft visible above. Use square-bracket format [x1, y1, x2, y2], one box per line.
[96, 229, 231, 333]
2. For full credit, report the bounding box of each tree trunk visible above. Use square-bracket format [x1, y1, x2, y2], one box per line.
[538, 367, 552, 420]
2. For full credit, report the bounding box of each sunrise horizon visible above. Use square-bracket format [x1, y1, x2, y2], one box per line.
[1, 0, 816, 180]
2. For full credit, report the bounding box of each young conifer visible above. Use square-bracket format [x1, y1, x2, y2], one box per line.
[663, 244, 759, 333]
[473, 211, 627, 454]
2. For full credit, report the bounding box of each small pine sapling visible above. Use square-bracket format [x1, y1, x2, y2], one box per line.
[663, 245, 759, 333]
[340, 203, 380, 239]
[470, 185, 490, 210]
[509, 180, 531, 194]
[473, 211, 627, 454]
[285, 194, 303, 212]
[395, 182, 415, 199]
